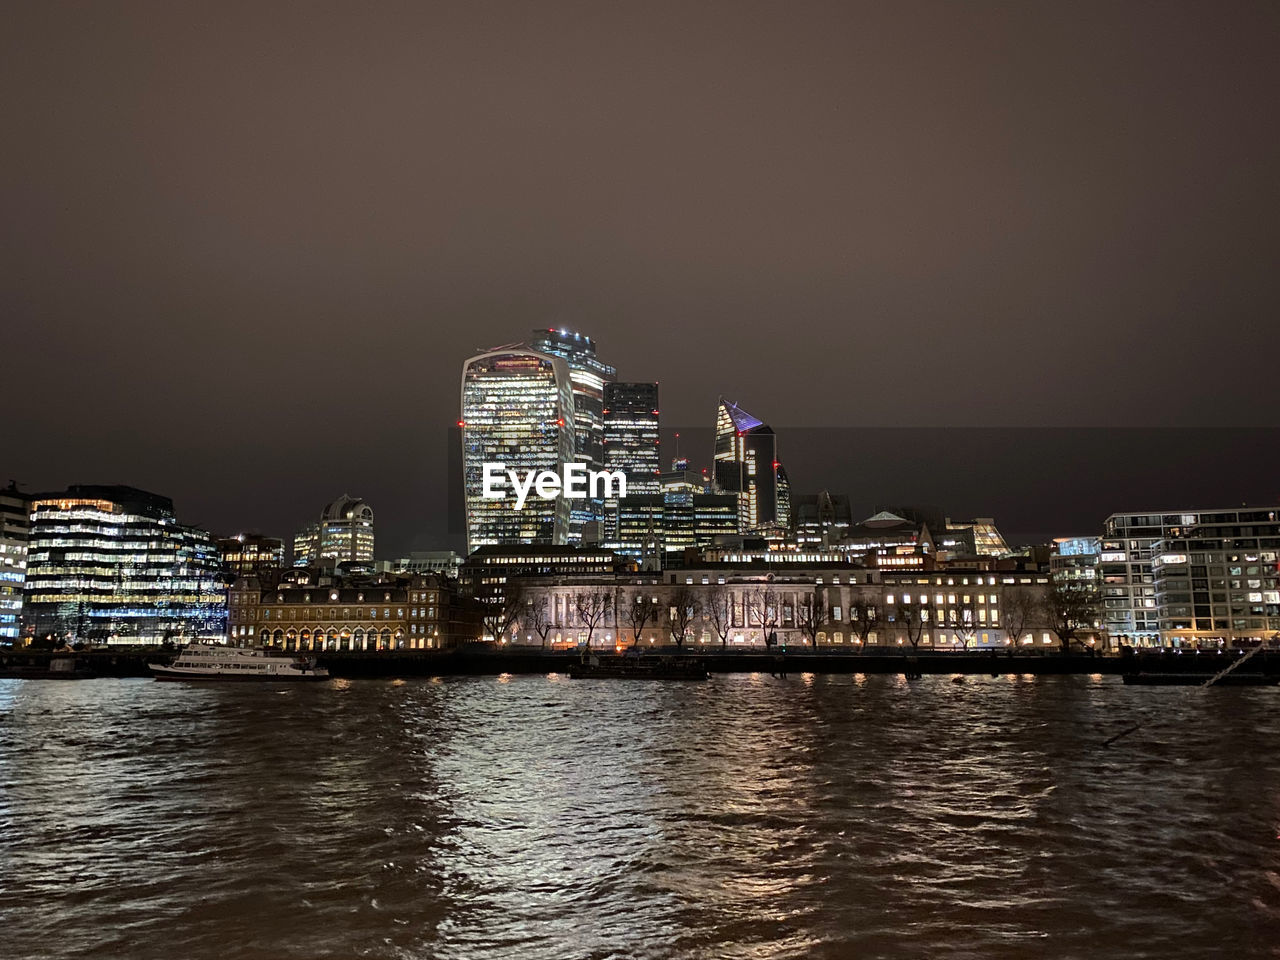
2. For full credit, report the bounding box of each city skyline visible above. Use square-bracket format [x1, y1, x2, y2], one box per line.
[5, 3, 1280, 557]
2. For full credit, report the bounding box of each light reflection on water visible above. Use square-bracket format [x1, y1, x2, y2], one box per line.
[1, 675, 1279, 959]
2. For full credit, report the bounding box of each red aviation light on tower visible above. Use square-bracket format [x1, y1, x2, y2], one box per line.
[557, 418, 565, 427]
[456, 420, 465, 428]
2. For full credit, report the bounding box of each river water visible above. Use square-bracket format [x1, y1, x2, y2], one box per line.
[1, 673, 1278, 959]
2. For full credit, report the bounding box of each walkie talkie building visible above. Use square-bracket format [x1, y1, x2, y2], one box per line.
[460, 347, 577, 552]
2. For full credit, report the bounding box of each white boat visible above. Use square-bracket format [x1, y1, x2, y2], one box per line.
[150, 643, 330, 682]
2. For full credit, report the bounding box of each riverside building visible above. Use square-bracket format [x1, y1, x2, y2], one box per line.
[512, 562, 1054, 650]
[0, 483, 30, 642]
[1148, 508, 1280, 647]
[229, 571, 458, 650]
[24, 485, 227, 644]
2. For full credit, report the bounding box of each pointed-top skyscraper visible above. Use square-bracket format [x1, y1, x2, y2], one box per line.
[713, 397, 788, 532]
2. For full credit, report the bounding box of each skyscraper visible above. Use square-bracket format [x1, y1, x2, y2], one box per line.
[602, 381, 660, 542]
[603, 382, 660, 492]
[24, 485, 226, 644]
[528, 329, 617, 542]
[461, 346, 577, 552]
[0, 483, 30, 642]
[713, 397, 788, 532]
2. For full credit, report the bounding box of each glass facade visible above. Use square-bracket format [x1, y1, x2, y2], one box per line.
[461, 349, 576, 552]
[714, 398, 784, 532]
[1149, 509, 1280, 646]
[0, 484, 30, 641]
[24, 485, 227, 644]
[602, 381, 660, 541]
[528, 329, 618, 543]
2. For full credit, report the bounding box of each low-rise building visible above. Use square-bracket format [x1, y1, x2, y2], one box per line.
[510, 562, 1054, 651]
[228, 570, 462, 651]
[218, 534, 284, 577]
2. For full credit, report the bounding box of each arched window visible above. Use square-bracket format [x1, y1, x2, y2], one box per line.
[272, 629, 284, 646]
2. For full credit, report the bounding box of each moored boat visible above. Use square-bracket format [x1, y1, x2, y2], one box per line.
[150, 643, 329, 681]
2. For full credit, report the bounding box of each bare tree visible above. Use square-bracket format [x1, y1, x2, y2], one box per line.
[623, 590, 657, 648]
[848, 595, 881, 652]
[748, 587, 781, 647]
[947, 597, 978, 650]
[668, 585, 701, 650]
[1000, 586, 1042, 649]
[707, 585, 734, 649]
[795, 589, 829, 651]
[481, 583, 526, 644]
[895, 602, 925, 650]
[524, 594, 555, 649]
[574, 588, 614, 658]
[1045, 580, 1099, 654]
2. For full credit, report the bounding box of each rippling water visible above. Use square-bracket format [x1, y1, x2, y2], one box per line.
[2, 673, 1279, 959]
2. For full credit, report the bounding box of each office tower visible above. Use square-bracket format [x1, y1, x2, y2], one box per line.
[1148, 508, 1280, 647]
[603, 382, 660, 492]
[0, 483, 30, 641]
[602, 381, 660, 540]
[319, 495, 375, 563]
[461, 346, 577, 552]
[24, 485, 226, 644]
[713, 397, 787, 532]
[293, 522, 319, 567]
[218, 534, 285, 577]
[528, 329, 617, 542]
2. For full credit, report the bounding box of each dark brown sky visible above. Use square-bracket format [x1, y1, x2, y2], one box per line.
[4, 2, 1279, 553]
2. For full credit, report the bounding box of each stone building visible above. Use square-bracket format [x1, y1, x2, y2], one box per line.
[228, 570, 462, 651]
[509, 562, 1055, 651]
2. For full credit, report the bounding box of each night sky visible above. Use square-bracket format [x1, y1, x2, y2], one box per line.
[4, 2, 1279, 555]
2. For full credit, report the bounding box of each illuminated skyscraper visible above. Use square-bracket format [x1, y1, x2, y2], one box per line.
[461, 347, 577, 552]
[24, 485, 227, 644]
[0, 483, 30, 641]
[528, 329, 617, 542]
[603, 382, 660, 492]
[713, 397, 788, 532]
[602, 381, 659, 541]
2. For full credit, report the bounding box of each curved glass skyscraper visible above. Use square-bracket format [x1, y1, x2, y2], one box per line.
[460, 348, 577, 552]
